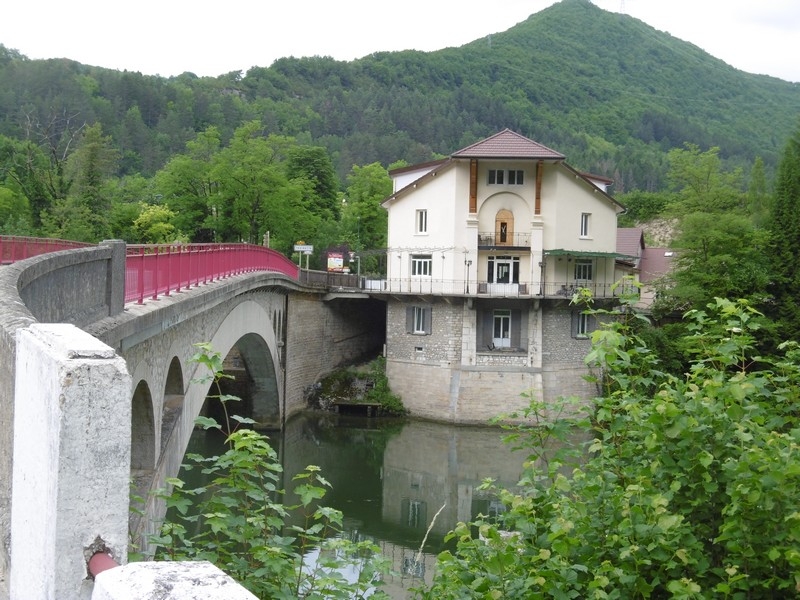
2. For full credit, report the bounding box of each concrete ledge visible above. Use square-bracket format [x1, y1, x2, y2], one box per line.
[92, 561, 258, 600]
[11, 324, 131, 600]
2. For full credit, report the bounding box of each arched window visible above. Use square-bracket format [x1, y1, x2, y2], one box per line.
[495, 209, 514, 245]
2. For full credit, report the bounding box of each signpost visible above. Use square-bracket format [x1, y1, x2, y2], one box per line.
[293, 243, 313, 269]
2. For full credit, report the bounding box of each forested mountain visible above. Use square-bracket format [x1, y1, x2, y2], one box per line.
[1, 0, 798, 192]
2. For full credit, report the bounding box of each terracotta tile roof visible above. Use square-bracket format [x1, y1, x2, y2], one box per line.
[640, 247, 675, 282]
[616, 228, 645, 260]
[452, 128, 565, 160]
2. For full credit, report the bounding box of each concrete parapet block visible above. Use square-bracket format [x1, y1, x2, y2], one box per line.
[100, 240, 126, 317]
[10, 324, 131, 600]
[91, 561, 258, 599]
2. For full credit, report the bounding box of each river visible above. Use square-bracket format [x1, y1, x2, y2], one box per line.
[183, 410, 562, 598]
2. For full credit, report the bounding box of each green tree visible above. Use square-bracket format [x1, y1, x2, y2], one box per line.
[747, 156, 771, 228]
[666, 212, 770, 310]
[343, 163, 391, 272]
[286, 145, 341, 220]
[666, 144, 743, 214]
[64, 123, 119, 234]
[0, 184, 32, 234]
[132, 203, 179, 243]
[107, 173, 156, 241]
[39, 123, 119, 241]
[210, 122, 316, 247]
[154, 127, 220, 242]
[0, 134, 54, 231]
[766, 123, 800, 341]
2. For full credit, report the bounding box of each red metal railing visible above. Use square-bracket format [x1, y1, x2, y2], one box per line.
[0, 235, 93, 264]
[125, 243, 299, 304]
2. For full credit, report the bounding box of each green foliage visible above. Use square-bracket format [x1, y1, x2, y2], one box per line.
[362, 356, 406, 416]
[616, 190, 673, 227]
[415, 298, 800, 598]
[151, 343, 391, 599]
[343, 163, 392, 272]
[766, 122, 800, 342]
[666, 144, 744, 214]
[2, 0, 795, 211]
[132, 203, 180, 243]
[316, 357, 406, 416]
[667, 212, 771, 309]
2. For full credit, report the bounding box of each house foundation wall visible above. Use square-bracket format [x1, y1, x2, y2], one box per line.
[385, 298, 596, 424]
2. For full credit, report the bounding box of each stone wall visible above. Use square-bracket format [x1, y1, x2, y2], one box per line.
[384, 297, 597, 425]
[284, 294, 386, 417]
[385, 298, 542, 424]
[385, 297, 463, 364]
[540, 304, 598, 402]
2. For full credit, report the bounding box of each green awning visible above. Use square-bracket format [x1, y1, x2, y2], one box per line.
[544, 249, 637, 260]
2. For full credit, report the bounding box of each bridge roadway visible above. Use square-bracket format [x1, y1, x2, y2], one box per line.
[0, 240, 385, 597]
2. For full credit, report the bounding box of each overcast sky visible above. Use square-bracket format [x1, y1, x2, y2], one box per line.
[2, 0, 799, 82]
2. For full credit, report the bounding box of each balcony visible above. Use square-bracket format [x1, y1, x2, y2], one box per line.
[477, 232, 531, 249]
[359, 278, 624, 299]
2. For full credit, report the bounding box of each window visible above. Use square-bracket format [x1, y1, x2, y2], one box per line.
[572, 311, 597, 338]
[508, 170, 524, 185]
[488, 169, 524, 185]
[580, 213, 591, 237]
[411, 254, 432, 277]
[488, 169, 504, 185]
[415, 209, 427, 234]
[575, 260, 593, 282]
[406, 305, 432, 335]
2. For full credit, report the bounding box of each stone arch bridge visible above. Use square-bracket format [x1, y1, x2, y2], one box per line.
[0, 238, 385, 599]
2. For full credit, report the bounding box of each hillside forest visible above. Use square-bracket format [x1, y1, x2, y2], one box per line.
[1, 0, 800, 330]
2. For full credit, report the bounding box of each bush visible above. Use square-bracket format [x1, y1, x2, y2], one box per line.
[415, 299, 800, 598]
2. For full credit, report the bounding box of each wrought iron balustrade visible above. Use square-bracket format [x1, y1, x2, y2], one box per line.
[477, 232, 532, 247]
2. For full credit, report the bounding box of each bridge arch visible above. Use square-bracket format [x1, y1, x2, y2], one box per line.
[161, 356, 185, 455]
[182, 298, 283, 448]
[131, 379, 155, 471]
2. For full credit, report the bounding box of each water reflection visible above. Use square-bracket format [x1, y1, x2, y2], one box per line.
[183, 411, 584, 599]
[280, 412, 535, 598]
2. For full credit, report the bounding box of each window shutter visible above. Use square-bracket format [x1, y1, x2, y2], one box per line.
[424, 307, 432, 335]
[571, 311, 578, 338]
[406, 306, 413, 333]
[511, 309, 521, 347]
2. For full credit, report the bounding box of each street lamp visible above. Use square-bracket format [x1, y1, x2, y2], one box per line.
[349, 251, 361, 287]
[465, 259, 472, 293]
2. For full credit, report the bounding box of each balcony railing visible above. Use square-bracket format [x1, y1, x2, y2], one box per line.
[359, 278, 626, 299]
[477, 232, 532, 248]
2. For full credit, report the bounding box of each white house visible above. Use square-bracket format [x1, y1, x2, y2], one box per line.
[378, 129, 631, 424]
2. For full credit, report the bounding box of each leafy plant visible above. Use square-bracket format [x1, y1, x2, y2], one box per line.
[415, 298, 800, 598]
[149, 343, 391, 599]
[314, 356, 406, 416]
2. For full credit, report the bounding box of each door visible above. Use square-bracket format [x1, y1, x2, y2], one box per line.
[493, 309, 511, 348]
[487, 256, 519, 295]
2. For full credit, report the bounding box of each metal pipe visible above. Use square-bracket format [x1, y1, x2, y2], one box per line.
[88, 552, 119, 578]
